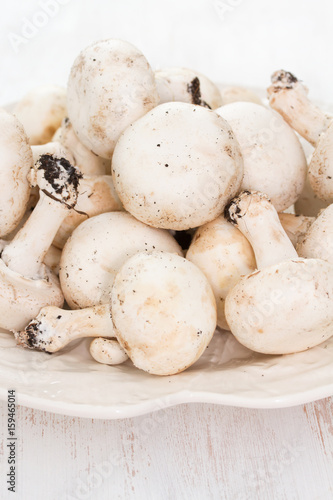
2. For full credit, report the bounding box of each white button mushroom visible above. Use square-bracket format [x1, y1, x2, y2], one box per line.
[215, 102, 307, 211]
[186, 216, 256, 330]
[111, 251, 217, 375]
[112, 102, 244, 230]
[0, 153, 82, 330]
[155, 67, 222, 109]
[219, 86, 262, 106]
[268, 70, 333, 202]
[0, 109, 33, 237]
[53, 118, 110, 175]
[224, 191, 333, 354]
[16, 304, 113, 352]
[13, 85, 67, 145]
[90, 338, 129, 366]
[67, 39, 159, 159]
[297, 204, 333, 264]
[59, 212, 183, 309]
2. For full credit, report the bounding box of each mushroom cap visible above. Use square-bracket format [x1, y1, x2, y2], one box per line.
[219, 86, 262, 106]
[112, 102, 244, 230]
[67, 39, 159, 159]
[215, 102, 307, 211]
[0, 109, 32, 237]
[297, 204, 333, 263]
[0, 258, 63, 331]
[90, 338, 129, 365]
[13, 85, 67, 145]
[309, 122, 333, 202]
[111, 251, 217, 375]
[155, 67, 222, 109]
[225, 258, 333, 354]
[53, 118, 110, 175]
[186, 216, 256, 330]
[59, 212, 183, 309]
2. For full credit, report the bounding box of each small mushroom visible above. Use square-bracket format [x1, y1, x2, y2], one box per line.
[53, 118, 110, 175]
[67, 39, 159, 159]
[219, 86, 262, 105]
[297, 204, 333, 264]
[16, 304, 113, 352]
[186, 216, 256, 330]
[224, 191, 333, 354]
[59, 211, 183, 309]
[111, 251, 217, 375]
[112, 101, 244, 230]
[0, 109, 33, 237]
[268, 70, 333, 202]
[53, 174, 123, 249]
[155, 67, 222, 109]
[278, 212, 315, 247]
[13, 85, 67, 145]
[90, 338, 129, 365]
[215, 101, 307, 211]
[0, 154, 82, 330]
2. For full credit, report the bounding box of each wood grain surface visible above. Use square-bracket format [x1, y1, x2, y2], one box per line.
[1, 399, 333, 500]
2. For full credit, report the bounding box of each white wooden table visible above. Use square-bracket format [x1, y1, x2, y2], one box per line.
[1, 398, 332, 499]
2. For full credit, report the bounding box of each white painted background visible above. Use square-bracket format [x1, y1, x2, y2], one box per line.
[1, 1, 333, 499]
[1, 0, 333, 104]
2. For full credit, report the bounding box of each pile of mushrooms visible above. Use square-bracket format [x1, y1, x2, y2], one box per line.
[2, 38, 333, 377]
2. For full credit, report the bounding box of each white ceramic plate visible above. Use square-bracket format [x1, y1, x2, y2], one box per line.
[1, 94, 333, 419]
[1, 328, 333, 418]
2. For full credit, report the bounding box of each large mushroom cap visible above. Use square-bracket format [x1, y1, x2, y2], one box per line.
[112, 102, 243, 230]
[111, 251, 217, 375]
[67, 39, 159, 159]
[0, 109, 32, 237]
[59, 212, 182, 309]
[225, 258, 333, 354]
[216, 101, 307, 211]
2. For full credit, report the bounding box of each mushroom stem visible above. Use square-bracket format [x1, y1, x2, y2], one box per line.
[2, 195, 67, 278]
[1, 154, 81, 279]
[225, 191, 298, 269]
[267, 70, 332, 146]
[15, 304, 113, 353]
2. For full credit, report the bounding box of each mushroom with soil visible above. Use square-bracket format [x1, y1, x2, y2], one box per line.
[0, 154, 82, 331]
[268, 70, 333, 202]
[17, 251, 217, 376]
[155, 67, 222, 109]
[215, 101, 307, 212]
[224, 191, 333, 354]
[112, 101, 244, 230]
[13, 85, 67, 145]
[67, 39, 159, 159]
